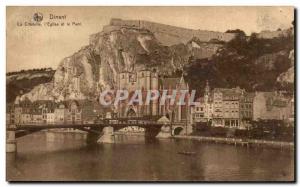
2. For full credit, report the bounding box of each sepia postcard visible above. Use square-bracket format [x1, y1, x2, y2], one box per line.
[6, 6, 295, 182]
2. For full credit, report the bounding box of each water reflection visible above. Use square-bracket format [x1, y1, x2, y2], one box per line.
[7, 132, 294, 181]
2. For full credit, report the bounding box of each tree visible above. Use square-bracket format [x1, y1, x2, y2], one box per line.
[225, 29, 246, 37]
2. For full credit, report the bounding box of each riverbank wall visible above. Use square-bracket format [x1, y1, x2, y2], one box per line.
[173, 135, 294, 150]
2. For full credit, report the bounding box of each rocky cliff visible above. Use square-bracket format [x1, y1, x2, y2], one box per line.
[8, 19, 294, 103]
[6, 68, 55, 103]
[16, 19, 228, 102]
[277, 49, 294, 83]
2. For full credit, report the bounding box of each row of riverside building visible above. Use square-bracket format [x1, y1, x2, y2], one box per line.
[6, 68, 191, 126]
[6, 79, 294, 130]
[6, 99, 113, 125]
[190, 81, 294, 129]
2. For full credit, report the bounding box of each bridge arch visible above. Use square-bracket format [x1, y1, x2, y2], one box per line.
[173, 127, 184, 135]
[118, 126, 145, 133]
[126, 108, 137, 118]
[166, 113, 170, 120]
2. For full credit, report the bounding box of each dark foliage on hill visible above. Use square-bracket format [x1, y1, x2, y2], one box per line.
[184, 30, 294, 96]
[6, 69, 55, 103]
[6, 68, 54, 76]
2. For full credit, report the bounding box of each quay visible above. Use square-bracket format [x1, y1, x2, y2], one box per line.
[173, 135, 294, 150]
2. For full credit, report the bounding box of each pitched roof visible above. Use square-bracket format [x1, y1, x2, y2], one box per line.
[214, 87, 243, 95]
[157, 116, 170, 124]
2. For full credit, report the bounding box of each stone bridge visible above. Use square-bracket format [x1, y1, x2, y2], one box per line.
[6, 118, 192, 153]
[6, 118, 164, 152]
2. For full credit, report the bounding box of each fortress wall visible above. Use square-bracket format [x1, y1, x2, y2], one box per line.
[110, 18, 236, 45]
[191, 43, 222, 59]
[257, 30, 291, 39]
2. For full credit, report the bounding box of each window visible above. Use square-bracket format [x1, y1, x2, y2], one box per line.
[225, 120, 230, 127]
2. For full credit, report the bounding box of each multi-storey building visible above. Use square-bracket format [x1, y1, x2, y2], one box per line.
[212, 88, 224, 126]
[6, 104, 15, 125]
[34, 100, 57, 123]
[8, 98, 108, 125]
[191, 81, 213, 124]
[14, 97, 32, 124]
[221, 88, 241, 128]
[20, 112, 31, 124]
[191, 83, 255, 129]
[191, 97, 206, 123]
[240, 92, 255, 125]
[31, 108, 43, 124]
[47, 111, 55, 124]
[54, 102, 68, 124]
[211, 87, 253, 129]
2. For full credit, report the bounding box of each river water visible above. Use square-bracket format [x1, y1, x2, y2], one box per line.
[7, 132, 294, 181]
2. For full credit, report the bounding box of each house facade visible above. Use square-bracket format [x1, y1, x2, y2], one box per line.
[66, 100, 82, 124]
[191, 98, 206, 123]
[54, 103, 68, 124]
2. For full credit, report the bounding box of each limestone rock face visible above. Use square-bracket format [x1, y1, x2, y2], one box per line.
[11, 19, 294, 104]
[17, 19, 229, 102]
[20, 83, 55, 101]
[53, 46, 97, 100]
[277, 50, 294, 83]
[277, 67, 294, 83]
[7, 69, 55, 103]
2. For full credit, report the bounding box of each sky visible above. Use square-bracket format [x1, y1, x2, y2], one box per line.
[6, 6, 294, 72]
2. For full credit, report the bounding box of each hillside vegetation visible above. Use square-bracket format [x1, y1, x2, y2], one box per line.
[184, 29, 294, 97]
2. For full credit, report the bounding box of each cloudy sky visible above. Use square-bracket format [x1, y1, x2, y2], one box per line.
[7, 6, 294, 72]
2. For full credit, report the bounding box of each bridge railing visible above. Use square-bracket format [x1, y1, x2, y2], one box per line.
[102, 119, 161, 126]
[14, 118, 166, 128]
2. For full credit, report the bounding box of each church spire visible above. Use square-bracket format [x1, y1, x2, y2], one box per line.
[204, 80, 210, 103]
[205, 80, 210, 95]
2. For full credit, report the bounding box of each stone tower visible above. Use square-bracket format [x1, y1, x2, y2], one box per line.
[150, 69, 159, 116]
[137, 69, 151, 116]
[204, 80, 210, 104]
